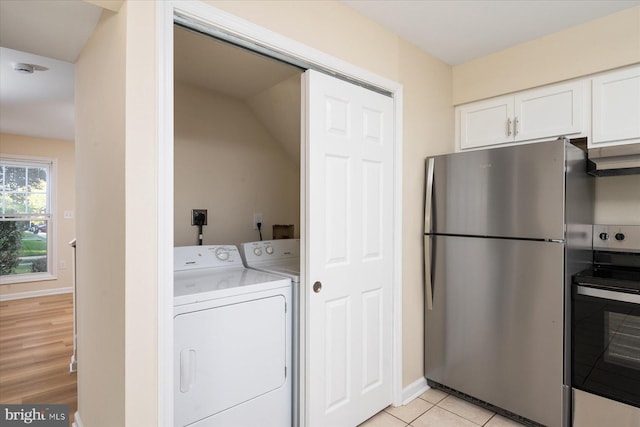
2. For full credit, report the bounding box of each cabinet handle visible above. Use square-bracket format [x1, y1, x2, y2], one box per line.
[507, 118, 512, 136]
[514, 117, 519, 136]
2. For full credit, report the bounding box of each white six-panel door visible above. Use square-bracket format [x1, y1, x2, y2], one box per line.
[304, 70, 394, 427]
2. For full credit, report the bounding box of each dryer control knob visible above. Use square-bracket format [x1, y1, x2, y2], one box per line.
[253, 247, 263, 256]
[599, 232, 609, 241]
[615, 233, 625, 241]
[265, 246, 274, 255]
[215, 248, 230, 261]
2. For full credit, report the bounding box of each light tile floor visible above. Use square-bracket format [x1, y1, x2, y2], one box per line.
[358, 388, 527, 427]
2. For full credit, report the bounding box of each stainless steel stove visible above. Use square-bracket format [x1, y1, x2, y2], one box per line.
[571, 224, 640, 426]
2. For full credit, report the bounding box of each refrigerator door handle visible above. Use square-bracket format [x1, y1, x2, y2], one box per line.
[424, 157, 434, 233]
[424, 235, 434, 310]
[424, 157, 435, 311]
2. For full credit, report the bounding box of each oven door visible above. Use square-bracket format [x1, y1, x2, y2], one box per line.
[572, 281, 640, 409]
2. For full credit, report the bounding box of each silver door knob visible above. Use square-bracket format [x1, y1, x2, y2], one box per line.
[313, 281, 322, 293]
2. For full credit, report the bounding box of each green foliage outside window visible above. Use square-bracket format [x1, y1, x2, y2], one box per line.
[0, 221, 23, 275]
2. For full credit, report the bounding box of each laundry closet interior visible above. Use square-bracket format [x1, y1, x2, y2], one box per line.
[173, 25, 303, 248]
[172, 23, 304, 426]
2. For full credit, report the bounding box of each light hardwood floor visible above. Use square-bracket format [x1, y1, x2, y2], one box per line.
[0, 293, 77, 426]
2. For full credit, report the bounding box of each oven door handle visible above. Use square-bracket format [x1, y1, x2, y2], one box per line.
[576, 284, 640, 305]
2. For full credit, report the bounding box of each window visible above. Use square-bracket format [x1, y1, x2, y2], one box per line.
[0, 157, 55, 283]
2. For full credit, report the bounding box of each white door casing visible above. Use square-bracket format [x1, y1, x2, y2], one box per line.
[304, 70, 394, 427]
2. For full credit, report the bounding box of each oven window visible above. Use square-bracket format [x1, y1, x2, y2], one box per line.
[605, 311, 640, 370]
[572, 290, 640, 409]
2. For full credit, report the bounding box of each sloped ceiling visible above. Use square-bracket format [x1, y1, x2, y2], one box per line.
[173, 27, 302, 166]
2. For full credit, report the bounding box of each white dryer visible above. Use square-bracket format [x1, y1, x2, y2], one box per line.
[174, 245, 291, 427]
[239, 239, 300, 425]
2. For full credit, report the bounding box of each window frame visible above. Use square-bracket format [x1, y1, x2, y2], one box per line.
[0, 154, 57, 284]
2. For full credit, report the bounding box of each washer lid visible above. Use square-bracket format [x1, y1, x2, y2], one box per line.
[174, 267, 290, 306]
[248, 259, 300, 282]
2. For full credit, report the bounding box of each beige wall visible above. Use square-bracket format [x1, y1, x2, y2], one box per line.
[174, 82, 300, 247]
[76, 0, 160, 423]
[0, 134, 76, 297]
[595, 176, 640, 225]
[75, 5, 126, 426]
[453, 6, 640, 105]
[397, 41, 454, 384]
[123, 1, 159, 425]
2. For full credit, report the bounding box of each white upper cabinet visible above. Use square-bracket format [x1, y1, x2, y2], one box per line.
[458, 81, 585, 150]
[591, 65, 640, 147]
[458, 95, 513, 149]
[514, 82, 584, 142]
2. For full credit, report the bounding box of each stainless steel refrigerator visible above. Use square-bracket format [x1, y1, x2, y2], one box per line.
[423, 138, 594, 427]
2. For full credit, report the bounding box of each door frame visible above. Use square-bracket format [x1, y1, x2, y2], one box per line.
[156, 2, 404, 425]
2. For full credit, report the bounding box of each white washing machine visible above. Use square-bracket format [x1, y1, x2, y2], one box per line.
[174, 245, 292, 427]
[239, 239, 300, 426]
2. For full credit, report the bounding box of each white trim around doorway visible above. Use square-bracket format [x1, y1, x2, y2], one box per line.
[157, 2, 404, 425]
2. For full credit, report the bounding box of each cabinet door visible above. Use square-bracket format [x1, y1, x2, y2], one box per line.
[592, 65, 640, 146]
[514, 81, 584, 142]
[458, 95, 514, 150]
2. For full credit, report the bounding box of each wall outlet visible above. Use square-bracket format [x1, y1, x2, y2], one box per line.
[253, 213, 263, 230]
[59, 260, 67, 270]
[192, 209, 208, 226]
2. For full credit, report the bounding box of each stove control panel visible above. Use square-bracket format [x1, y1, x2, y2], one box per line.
[593, 225, 640, 253]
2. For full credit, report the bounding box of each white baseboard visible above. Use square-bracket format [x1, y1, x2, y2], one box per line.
[0, 287, 72, 301]
[72, 411, 83, 427]
[402, 376, 430, 405]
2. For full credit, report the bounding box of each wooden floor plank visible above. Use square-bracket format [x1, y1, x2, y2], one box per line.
[0, 293, 77, 426]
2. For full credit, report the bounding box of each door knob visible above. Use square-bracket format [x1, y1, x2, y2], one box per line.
[313, 281, 322, 293]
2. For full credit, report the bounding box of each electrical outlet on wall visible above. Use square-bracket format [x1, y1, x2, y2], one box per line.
[192, 209, 208, 226]
[253, 213, 263, 230]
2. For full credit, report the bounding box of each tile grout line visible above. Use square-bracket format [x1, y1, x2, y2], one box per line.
[433, 402, 490, 426]
[483, 413, 499, 426]
[385, 398, 438, 426]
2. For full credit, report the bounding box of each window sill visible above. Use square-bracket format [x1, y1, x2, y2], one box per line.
[0, 273, 58, 285]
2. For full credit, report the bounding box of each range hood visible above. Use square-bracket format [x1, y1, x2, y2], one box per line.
[586, 143, 640, 176]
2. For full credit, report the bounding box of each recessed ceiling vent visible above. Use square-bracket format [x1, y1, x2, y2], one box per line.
[13, 63, 48, 74]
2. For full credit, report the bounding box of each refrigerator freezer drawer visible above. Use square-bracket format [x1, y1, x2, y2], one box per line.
[424, 235, 565, 427]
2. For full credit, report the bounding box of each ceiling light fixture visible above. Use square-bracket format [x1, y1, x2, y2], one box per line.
[13, 63, 48, 74]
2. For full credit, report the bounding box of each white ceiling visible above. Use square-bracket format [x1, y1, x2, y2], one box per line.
[0, 0, 102, 142]
[1, 0, 640, 142]
[341, 0, 640, 65]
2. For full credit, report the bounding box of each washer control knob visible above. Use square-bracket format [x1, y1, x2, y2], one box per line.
[265, 245, 274, 255]
[253, 247, 262, 256]
[599, 232, 609, 241]
[215, 248, 229, 261]
[615, 233, 625, 241]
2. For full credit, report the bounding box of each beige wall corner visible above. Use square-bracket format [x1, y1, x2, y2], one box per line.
[124, 0, 159, 425]
[397, 40, 453, 385]
[75, 4, 126, 426]
[453, 6, 640, 105]
[83, 0, 123, 13]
